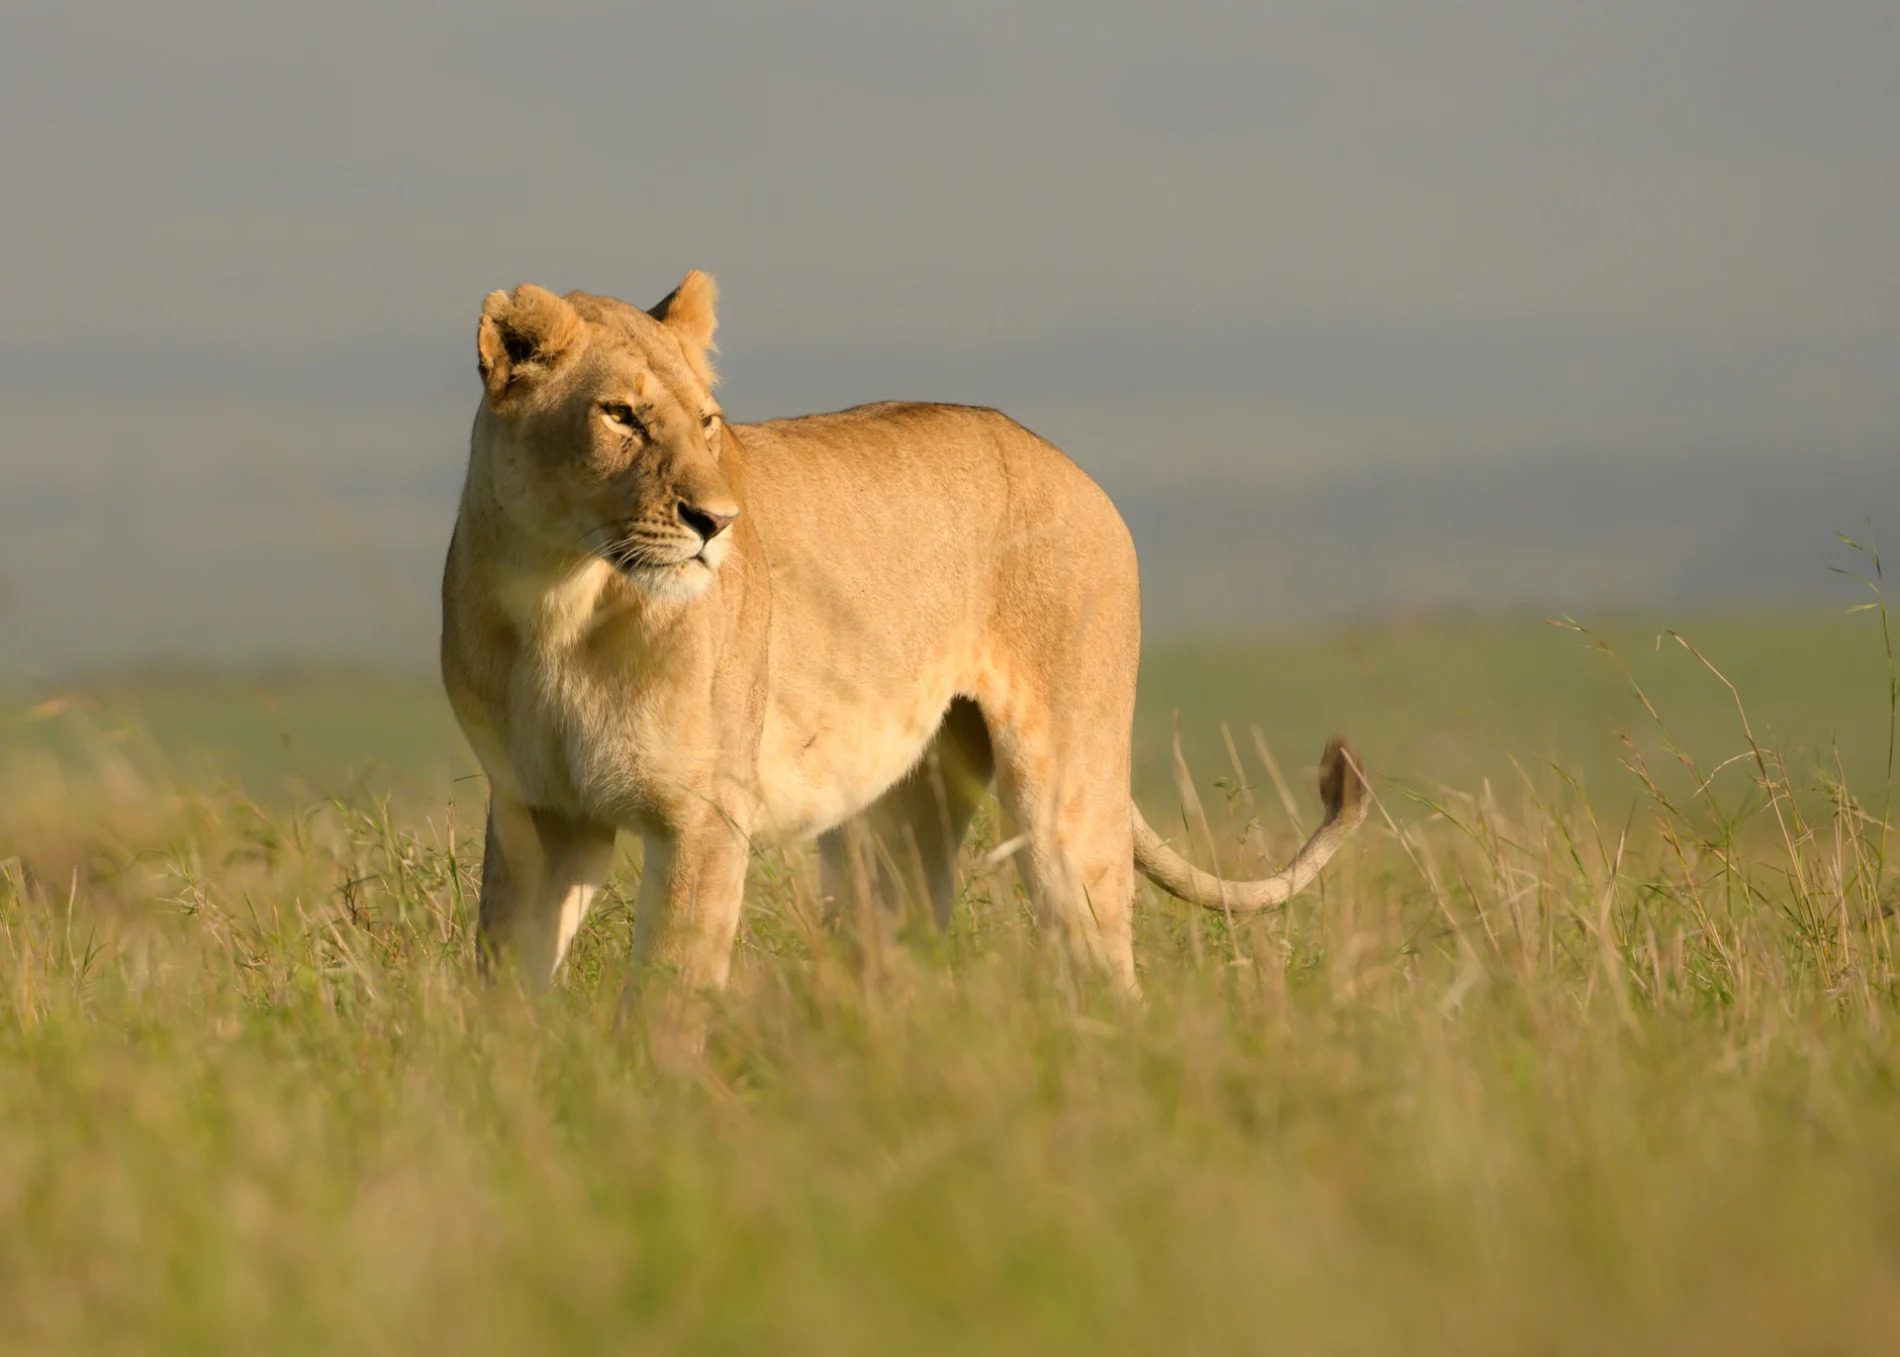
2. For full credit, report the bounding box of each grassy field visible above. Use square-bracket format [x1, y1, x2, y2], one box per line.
[3, 610, 1899, 1353]
[8, 611, 1893, 806]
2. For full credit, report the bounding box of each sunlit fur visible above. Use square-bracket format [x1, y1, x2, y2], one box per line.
[441, 273, 1366, 1047]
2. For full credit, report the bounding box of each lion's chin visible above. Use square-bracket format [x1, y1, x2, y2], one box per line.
[613, 556, 718, 603]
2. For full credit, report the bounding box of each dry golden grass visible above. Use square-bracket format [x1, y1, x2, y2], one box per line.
[3, 612, 1899, 1354]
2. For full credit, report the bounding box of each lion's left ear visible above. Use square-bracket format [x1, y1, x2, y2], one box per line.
[648, 270, 719, 388]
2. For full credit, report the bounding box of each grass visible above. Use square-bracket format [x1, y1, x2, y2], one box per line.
[7, 610, 1893, 806]
[3, 609, 1899, 1353]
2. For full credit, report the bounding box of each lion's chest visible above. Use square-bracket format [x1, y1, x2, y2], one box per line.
[492, 656, 707, 825]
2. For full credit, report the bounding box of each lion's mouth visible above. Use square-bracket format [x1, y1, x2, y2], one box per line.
[611, 557, 705, 581]
[601, 535, 719, 591]
[603, 537, 702, 574]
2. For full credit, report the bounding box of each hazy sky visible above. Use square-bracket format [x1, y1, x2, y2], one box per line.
[3, 1, 1897, 671]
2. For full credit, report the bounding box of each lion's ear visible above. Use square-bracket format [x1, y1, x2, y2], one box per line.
[648, 270, 719, 388]
[477, 284, 581, 408]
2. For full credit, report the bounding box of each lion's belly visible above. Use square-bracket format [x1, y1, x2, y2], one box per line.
[753, 675, 963, 841]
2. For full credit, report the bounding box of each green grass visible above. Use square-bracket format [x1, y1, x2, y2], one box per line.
[0, 672, 471, 798]
[3, 610, 1899, 1353]
[1144, 611, 1898, 813]
[9, 610, 1893, 808]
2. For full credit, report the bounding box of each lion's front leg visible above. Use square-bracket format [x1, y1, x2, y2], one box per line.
[622, 817, 751, 1063]
[476, 796, 618, 987]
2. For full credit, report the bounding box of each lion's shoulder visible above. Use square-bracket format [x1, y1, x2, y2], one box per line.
[747, 400, 1018, 439]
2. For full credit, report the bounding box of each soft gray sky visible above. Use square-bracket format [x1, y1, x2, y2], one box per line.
[2, 0, 1897, 671]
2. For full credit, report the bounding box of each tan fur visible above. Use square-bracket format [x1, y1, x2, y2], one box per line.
[442, 275, 1368, 1033]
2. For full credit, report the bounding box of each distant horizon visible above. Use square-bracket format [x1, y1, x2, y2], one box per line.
[3, 1, 1896, 673]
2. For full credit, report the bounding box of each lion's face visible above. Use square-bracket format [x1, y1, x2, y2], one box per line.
[475, 276, 738, 603]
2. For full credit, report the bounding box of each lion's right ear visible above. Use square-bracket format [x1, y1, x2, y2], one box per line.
[477, 284, 581, 408]
[648, 270, 719, 389]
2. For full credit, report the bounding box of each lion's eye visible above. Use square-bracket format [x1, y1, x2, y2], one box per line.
[701, 413, 719, 435]
[602, 404, 646, 438]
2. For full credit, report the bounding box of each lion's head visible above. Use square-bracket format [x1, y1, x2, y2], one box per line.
[474, 273, 738, 602]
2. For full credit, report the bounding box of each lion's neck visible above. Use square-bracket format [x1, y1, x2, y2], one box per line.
[458, 463, 686, 663]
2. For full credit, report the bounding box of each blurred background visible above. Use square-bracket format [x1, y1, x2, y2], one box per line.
[2, 0, 1896, 677]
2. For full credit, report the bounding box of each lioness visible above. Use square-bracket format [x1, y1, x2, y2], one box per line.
[441, 273, 1367, 1011]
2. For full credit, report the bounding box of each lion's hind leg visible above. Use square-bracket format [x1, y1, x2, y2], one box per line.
[976, 629, 1142, 997]
[988, 723, 1141, 997]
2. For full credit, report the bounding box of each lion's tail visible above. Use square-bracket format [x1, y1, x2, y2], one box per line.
[1132, 738, 1369, 913]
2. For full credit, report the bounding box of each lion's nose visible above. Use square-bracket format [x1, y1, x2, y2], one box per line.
[678, 500, 738, 542]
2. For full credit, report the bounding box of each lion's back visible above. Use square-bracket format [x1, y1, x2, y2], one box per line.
[741, 400, 1132, 562]
[737, 399, 1140, 671]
